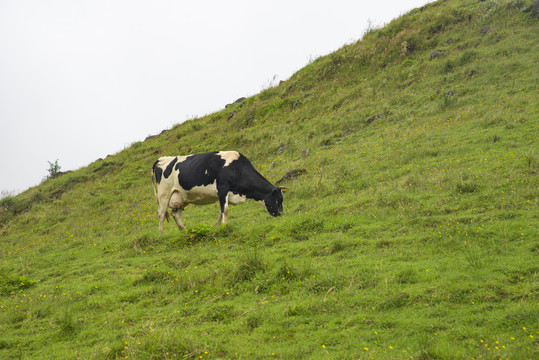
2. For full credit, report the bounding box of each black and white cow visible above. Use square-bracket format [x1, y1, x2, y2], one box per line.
[151, 151, 284, 234]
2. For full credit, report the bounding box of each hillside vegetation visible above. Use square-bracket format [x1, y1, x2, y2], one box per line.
[1, 0, 538, 358]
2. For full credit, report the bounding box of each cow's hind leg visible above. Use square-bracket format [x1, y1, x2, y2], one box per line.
[157, 202, 168, 235]
[156, 194, 170, 235]
[171, 208, 185, 231]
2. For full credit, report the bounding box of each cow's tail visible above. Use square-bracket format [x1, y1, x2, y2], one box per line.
[151, 161, 169, 222]
[151, 165, 158, 203]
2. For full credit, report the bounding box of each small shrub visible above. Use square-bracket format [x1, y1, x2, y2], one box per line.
[448, 287, 473, 304]
[234, 251, 266, 282]
[306, 276, 336, 293]
[464, 243, 483, 269]
[131, 233, 154, 248]
[377, 240, 393, 249]
[92, 160, 121, 176]
[0, 273, 36, 295]
[456, 181, 479, 194]
[0, 339, 15, 350]
[134, 269, 175, 284]
[131, 332, 196, 360]
[356, 269, 379, 289]
[276, 264, 299, 282]
[204, 304, 236, 323]
[32, 306, 52, 320]
[0, 190, 15, 203]
[429, 23, 443, 35]
[190, 122, 204, 131]
[5, 309, 26, 325]
[401, 41, 417, 56]
[47, 159, 62, 179]
[330, 240, 346, 254]
[0, 206, 12, 226]
[441, 59, 455, 74]
[56, 308, 81, 338]
[481, 0, 501, 19]
[440, 92, 457, 109]
[458, 50, 478, 65]
[91, 195, 109, 208]
[288, 218, 324, 241]
[169, 224, 216, 246]
[379, 291, 411, 310]
[284, 303, 305, 317]
[0, 196, 26, 215]
[416, 335, 444, 360]
[396, 269, 419, 284]
[524, 151, 536, 172]
[245, 314, 262, 329]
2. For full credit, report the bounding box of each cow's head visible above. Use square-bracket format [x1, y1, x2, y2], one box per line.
[264, 187, 285, 217]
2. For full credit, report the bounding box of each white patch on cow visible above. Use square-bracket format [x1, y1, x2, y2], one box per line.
[184, 182, 219, 205]
[218, 151, 240, 167]
[157, 155, 189, 171]
[176, 155, 189, 164]
[204, 169, 209, 175]
[228, 192, 247, 205]
[157, 156, 177, 168]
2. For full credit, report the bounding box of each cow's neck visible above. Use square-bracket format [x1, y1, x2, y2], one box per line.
[236, 173, 274, 201]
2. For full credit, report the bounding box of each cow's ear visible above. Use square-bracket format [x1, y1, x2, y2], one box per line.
[278, 186, 287, 193]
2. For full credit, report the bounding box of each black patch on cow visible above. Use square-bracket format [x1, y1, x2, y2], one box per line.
[153, 159, 163, 184]
[164, 157, 178, 179]
[175, 152, 224, 190]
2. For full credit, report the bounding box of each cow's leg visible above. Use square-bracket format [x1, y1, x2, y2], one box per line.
[171, 208, 185, 231]
[216, 187, 230, 227]
[215, 212, 222, 227]
[222, 196, 229, 225]
[164, 191, 184, 233]
[157, 191, 175, 235]
[215, 201, 228, 227]
[157, 202, 168, 235]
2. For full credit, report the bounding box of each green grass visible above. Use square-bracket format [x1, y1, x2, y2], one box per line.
[1, 0, 538, 358]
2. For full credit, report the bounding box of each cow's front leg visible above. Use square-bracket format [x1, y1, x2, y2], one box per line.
[216, 187, 230, 227]
[222, 197, 229, 225]
[171, 208, 185, 231]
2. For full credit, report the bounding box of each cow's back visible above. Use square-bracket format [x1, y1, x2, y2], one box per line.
[175, 152, 225, 190]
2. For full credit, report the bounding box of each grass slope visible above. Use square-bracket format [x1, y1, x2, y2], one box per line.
[1, 0, 538, 358]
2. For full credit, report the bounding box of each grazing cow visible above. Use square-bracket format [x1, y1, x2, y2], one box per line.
[151, 151, 284, 234]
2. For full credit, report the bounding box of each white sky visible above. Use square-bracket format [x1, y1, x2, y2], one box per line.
[0, 0, 434, 195]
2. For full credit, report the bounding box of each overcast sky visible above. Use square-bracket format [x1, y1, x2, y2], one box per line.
[0, 0, 434, 195]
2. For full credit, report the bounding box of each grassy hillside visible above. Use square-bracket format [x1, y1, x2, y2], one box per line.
[1, 0, 538, 358]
